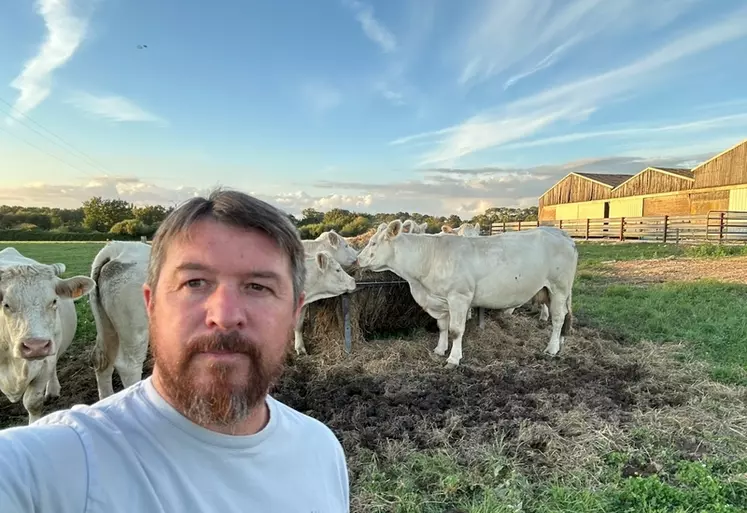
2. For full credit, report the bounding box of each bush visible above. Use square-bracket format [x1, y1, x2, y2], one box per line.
[0, 229, 137, 241]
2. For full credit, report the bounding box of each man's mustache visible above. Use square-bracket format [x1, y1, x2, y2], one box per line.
[186, 331, 258, 356]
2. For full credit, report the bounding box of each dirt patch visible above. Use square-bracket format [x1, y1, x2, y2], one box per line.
[599, 256, 747, 285]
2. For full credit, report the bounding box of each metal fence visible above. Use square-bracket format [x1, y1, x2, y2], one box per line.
[490, 210, 747, 243]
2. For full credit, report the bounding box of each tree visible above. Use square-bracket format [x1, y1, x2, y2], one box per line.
[82, 197, 133, 232]
[132, 205, 169, 226]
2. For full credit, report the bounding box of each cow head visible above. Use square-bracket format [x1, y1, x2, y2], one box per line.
[0, 264, 95, 360]
[319, 230, 359, 267]
[357, 219, 402, 271]
[401, 220, 415, 233]
[312, 251, 356, 297]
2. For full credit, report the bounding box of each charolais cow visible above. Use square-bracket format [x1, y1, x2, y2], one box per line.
[302, 230, 358, 268]
[402, 220, 428, 234]
[441, 222, 481, 237]
[357, 221, 577, 368]
[89, 241, 151, 400]
[0, 247, 94, 423]
[294, 251, 357, 355]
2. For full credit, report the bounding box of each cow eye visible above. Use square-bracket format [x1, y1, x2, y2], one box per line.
[51, 298, 58, 308]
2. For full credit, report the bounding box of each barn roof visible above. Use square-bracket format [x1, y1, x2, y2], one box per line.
[574, 173, 633, 188]
[649, 167, 694, 180]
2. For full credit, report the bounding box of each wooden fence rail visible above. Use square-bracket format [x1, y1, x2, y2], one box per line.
[490, 210, 747, 243]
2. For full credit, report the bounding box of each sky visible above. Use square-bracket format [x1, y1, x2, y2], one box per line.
[1, 0, 747, 218]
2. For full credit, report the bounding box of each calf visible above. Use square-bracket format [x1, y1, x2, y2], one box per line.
[0, 247, 94, 423]
[294, 251, 357, 355]
[89, 241, 151, 400]
[357, 222, 577, 368]
[302, 230, 358, 267]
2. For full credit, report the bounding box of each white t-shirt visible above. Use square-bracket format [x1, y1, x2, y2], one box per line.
[0, 377, 349, 513]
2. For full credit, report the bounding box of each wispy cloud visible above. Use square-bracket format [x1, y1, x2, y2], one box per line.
[343, 0, 397, 54]
[397, 3, 747, 166]
[301, 81, 342, 114]
[6, 0, 93, 123]
[456, 0, 704, 88]
[66, 92, 168, 125]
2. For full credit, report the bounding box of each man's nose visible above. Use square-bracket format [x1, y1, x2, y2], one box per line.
[205, 284, 245, 330]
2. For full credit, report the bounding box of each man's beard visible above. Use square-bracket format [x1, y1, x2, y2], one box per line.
[150, 324, 286, 429]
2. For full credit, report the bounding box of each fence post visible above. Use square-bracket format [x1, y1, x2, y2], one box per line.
[663, 215, 668, 243]
[559, 219, 563, 230]
[518, 220, 522, 231]
[536, 220, 540, 227]
[503, 220, 506, 233]
[719, 212, 725, 244]
[620, 217, 625, 241]
[585, 218, 590, 240]
[342, 294, 352, 354]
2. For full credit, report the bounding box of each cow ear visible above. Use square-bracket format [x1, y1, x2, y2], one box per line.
[326, 231, 340, 248]
[50, 263, 66, 276]
[377, 222, 387, 233]
[316, 251, 330, 271]
[441, 225, 450, 233]
[386, 220, 402, 239]
[56, 276, 95, 300]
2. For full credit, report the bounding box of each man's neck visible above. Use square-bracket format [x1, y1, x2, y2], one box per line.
[151, 369, 270, 436]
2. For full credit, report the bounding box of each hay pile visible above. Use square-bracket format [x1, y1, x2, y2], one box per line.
[301, 267, 437, 353]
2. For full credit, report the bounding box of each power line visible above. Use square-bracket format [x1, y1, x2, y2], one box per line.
[0, 96, 113, 178]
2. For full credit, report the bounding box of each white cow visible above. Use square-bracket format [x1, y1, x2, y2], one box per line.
[357, 221, 577, 368]
[89, 241, 151, 400]
[402, 220, 428, 234]
[302, 230, 358, 268]
[0, 247, 94, 423]
[441, 222, 481, 237]
[294, 251, 357, 355]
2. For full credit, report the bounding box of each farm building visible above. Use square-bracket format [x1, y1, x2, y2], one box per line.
[538, 138, 747, 221]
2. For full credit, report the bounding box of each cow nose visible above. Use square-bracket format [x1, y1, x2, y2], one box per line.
[20, 338, 53, 359]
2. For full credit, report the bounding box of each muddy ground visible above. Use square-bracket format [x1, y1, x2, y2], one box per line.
[2, 306, 726, 487]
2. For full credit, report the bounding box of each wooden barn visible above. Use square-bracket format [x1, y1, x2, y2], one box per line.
[538, 138, 747, 221]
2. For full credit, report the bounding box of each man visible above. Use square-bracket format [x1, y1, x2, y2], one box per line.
[0, 188, 350, 512]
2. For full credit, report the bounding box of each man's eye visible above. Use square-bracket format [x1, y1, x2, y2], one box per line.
[248, 283, 268, 292]
[186, 279, 206, 288]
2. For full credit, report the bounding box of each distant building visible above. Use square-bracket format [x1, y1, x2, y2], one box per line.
[538, 138, 747, 221]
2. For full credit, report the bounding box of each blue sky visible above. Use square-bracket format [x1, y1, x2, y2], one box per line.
[1, 0, 747, 217]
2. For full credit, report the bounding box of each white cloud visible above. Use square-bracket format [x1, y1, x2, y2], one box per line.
[0, 145, 723, 217]
[301, 81, 342, 114]
[66, 92, 168, 125]
[343, 0, 397, 54]
[6, 0, 93, 122]
[397, 4, 747, 166]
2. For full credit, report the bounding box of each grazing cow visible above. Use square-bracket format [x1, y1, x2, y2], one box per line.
[294, 251, 357, 355]
[89, 241, 151, 400]
[302, 230, 358, 268]
[402, 219, 428, 234]
[0, 247, 94, 423]
[357, 221, 577, 368]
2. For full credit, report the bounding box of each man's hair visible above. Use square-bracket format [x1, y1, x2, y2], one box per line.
[146, 187, 306, 303]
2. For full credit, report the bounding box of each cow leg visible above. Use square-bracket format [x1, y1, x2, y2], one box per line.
[539, 304, 549, 322]
[116, 328, 149, 390]
[433, 315, 450, 356]
[544, 291, 570, 356]
[95, 365, 115, 400]
[45, 356, 61, 399]
[294, 304, 309, 355]
[445, 299, 471, 369]
[23, 370, 50, 424]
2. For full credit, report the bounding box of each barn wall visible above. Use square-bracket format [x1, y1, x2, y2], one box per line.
[643, 194, 690, 216]
[540, 174, 613, 206]
[612, 168, 693, 198]
[577, 201, 606, 219]
[555, 203, 579, 220]
[729, 187, 747, 211]
[609, 197, 643, 218]
[690, 190, 729, 214]
[539, 205, 556, 221]
[693, 141, 747, 189]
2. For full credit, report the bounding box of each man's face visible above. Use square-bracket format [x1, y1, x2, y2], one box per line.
[143, 218, 304, 428]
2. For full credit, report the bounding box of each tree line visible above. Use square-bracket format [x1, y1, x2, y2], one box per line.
[0, 197, 538, 241]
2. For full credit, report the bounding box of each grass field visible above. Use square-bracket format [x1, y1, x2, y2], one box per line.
[1, 240, 747, 512]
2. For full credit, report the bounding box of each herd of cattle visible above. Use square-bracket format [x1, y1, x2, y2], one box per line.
[0, 218, 578, 425]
